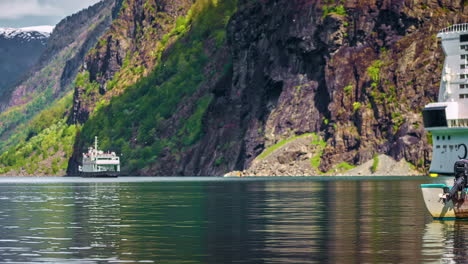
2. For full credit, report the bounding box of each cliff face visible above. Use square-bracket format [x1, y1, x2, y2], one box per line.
[67, 0, 467, 176]
[69, 0, 193, 124]
[174, 0, 460, 175]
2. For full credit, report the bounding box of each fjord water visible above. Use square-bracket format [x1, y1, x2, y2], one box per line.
[0, 176, 461, 263]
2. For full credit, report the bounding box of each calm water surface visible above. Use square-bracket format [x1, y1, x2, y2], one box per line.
[0, 176, 462, 263]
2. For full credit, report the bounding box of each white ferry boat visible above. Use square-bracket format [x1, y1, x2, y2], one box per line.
[421, 24, 468, 219]
[423, 23, 468, 176]
[78, 136, 120, 177]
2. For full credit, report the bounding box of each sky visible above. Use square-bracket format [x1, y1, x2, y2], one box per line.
[0, 0, 102, 28]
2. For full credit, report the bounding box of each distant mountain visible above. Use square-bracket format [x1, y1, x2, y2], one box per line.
[0, 26, 53, 93]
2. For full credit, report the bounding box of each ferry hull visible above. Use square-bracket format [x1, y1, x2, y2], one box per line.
[80, 171, 119, 178]
[420, 184, 468, 219]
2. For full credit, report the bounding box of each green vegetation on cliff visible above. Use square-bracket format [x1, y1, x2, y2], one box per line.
[77, 0, 237, 173]
[0, 93, 78, 175]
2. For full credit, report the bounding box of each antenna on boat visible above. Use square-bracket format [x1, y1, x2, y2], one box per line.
[95, 136, 98, 150]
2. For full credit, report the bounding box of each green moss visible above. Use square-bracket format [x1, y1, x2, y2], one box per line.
[353, 102, 362, 112]
[344, 84, 353, 95]
[258, 133, 317, 160]
[322, 4, 347, 18]
[309, 134, 327, 169]
[371, 154, 379, 173]
[367, 60, 384, 83]
[214, 156, 225, 167]
[322, 162, 356, 175]
[179, 94, 214, 146]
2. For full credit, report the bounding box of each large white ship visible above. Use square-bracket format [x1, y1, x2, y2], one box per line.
[78, 136, 120, 177]
[423, 23, 468, 176]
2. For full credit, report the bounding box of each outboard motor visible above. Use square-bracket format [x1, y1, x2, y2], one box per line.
[443, 160, 468, 203]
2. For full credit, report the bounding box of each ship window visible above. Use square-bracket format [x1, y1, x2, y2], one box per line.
[461, 84, 466, 89]
[449, 136, 451, 140]
[443, 136, 445, 140]
[436, 145, 441, 149]
[423, 107, 447, 128]
[437, 136, 440, 140]
[463, 55, 467, 59]
[462, 74, 466, 79]
[461, 34, 468, 42]
[462, 65, 466, 69]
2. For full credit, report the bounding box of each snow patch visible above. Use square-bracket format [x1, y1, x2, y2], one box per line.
[0, 25, 54, 41]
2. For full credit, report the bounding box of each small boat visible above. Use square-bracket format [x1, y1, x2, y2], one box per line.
[421, 160, 468, 219]
[78, 136, 120, 177]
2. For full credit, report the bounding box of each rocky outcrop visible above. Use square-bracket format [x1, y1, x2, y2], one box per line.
[69, 0, 193, 124]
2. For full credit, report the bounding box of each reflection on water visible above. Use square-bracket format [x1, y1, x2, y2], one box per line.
[0, 177, 463, 263]
[423, 221, 468, 263]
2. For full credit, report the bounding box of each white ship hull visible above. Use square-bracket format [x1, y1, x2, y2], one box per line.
[80, 171, 119, 178]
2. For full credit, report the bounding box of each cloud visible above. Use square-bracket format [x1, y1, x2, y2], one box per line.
[0, 0, 101, 19]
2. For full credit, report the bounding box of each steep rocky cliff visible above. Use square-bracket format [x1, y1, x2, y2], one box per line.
[166, 0, 461, 175]
[64, 0, 464, 176]
[195, 0, 464, 175]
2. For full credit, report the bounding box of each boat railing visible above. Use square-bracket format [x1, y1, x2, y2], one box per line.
[439, 23, 468, 34]
[449, 119, 468, 127]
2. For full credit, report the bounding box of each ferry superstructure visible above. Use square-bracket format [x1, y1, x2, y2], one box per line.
[423, 23, 468, 175]
[78, 136, 120, 177]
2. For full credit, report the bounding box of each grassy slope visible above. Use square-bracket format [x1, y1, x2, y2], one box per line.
[0, 93, 78, 175]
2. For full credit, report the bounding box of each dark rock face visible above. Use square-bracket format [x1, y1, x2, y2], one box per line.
[182, 0, 466, 175]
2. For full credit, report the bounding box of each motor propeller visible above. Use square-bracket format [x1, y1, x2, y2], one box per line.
[441, 160, 468, 203]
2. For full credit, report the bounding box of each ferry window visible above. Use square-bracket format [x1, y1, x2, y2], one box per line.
[437, 136, 440, 140]
[436, 145, 441, 148]
[461, 84, 466, 89]
[462, 74, 467, 79]
[443, 136, 445, 140]
[461, 34, 468, 42]
[463, 55, 467, 59]
[460, 94, 465, 99]
[449, 136, 451, 140]
[462, 65, 466, 69]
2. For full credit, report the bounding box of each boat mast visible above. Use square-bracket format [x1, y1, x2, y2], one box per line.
[94, 136, 98, 150]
